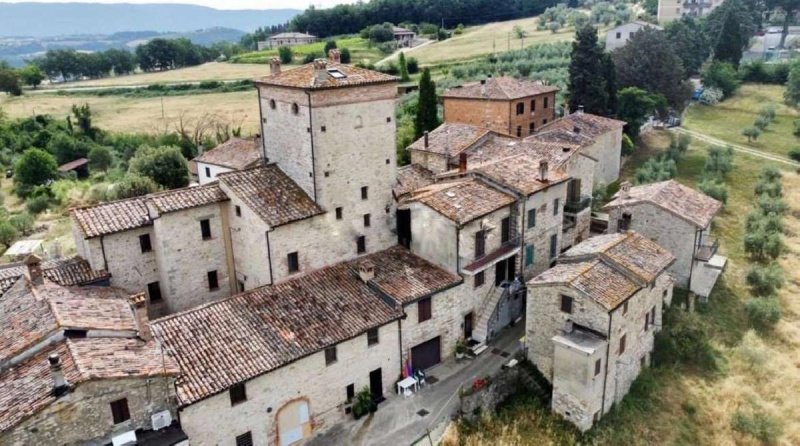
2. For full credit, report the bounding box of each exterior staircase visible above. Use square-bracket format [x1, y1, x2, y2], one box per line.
[471, 285, 509, 345]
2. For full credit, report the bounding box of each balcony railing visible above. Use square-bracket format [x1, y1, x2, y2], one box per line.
[564, 196, 592, 214]
[464, 235, 521, 274]
[695, 237, 719, 262]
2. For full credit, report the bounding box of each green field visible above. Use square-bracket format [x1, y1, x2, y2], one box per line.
[683, 84, 800, 158]
[230, 36, 386, 66]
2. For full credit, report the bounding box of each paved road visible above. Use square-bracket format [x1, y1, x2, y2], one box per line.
[672, 127, 800, 168]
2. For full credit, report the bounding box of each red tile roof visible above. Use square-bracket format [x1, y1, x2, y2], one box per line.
[528, 259, 639, 310]
[193, 137, 263, 171]
[442, 76, 559, 100]
[407, 123, 491, 156]
[255, 62, 397, 90]
[473, 154, 570, 196]
[536, 112, 625, 142]
[152, 246, 457, 405]
[218, 164, 323, 227]
[394, 164, 435, 200]
[0, 256, 109, 295]
[603, 180, 722, 228]
[413, 179, 516, 225]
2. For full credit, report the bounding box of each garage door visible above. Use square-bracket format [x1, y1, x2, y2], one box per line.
[411, 337, 441, 371]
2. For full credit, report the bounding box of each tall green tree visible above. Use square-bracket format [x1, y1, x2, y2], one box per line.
[18, 65, 44, 88]
[784, 60, 800, 106]
[664, 17, 710, 76]
[705, 0, 759, 58]
[612, 27, 692, 109]
[713, 8, 744, 67]
[568, 25, 609, 115]
[616, 87, 664, 139]
[414, 68, 439, 138]
[14, 148, 58, 191]
[398, 52, 410, 82]
[0, 62, 21, 96]
[128, 145, 189, 190]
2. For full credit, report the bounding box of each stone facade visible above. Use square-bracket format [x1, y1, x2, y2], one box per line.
[1, 377, 177, 446]
[657, 0, 722, 23]
[520, 183, 568, 279]
[582, 128, 622, 186]
[178, 323, 399, 446]
[607, 203, 701, 288]
[443, 94, 557, 137]
[399, 285, 466, 366]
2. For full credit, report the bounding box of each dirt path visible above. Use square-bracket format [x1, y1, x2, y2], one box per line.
[673, 127, 800, 168]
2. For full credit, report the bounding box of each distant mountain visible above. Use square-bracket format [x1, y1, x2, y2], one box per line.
[0, 3, 300, 37]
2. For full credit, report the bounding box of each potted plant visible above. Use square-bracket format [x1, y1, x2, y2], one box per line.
[351, 387, 372, 420]
[455, 340, 468, 359]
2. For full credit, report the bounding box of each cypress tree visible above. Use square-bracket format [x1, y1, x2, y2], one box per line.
[713, 9, 743, 68]
[415, 68, 439, 138]
[568, 25, 608, 115]
[398, 52, 410, 82]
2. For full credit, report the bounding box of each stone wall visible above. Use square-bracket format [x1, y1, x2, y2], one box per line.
[409, 150, 448, 173]
[223, 193, 273, 291]
[408, 202, 459, 273]
[399, 285, 466, 366]
[457, 206, 513, 272]
[607, 203, 698, 288]
[1, 377, 176, 446]
[152, 203, 231, 314]
[458, 363, 540, 422]
[179, 322, 400, 446]
[520, 183, 567, 280]
[79, 226, 159, 297]
[580, 128, 622, 186]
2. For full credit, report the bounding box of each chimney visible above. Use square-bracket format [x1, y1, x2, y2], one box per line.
[24, 254, 44, 286]
[423, 131, 429, 148]
[577, 105, 585, 115]
[49, 354, 69, 397]
[538, 160, 549, 182]
[269, 57, 281, 76]
[358, 261, 375, 283]
[313, 58, 328, 85]
[130, 293, 152, 342]
[328, 48, 341, 64]
[620, 181, 632, 200]
[458, 152, 468, 172]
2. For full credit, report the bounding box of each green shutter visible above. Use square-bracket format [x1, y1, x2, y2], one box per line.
[525, 245, 534, 266]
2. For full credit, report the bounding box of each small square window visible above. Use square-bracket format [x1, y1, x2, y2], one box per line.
[386, 158, 390, 164]
[110, 398, 130, 424]
[235, 205, 241, 217]
[200, 219, 212, 240]
[367, 328, 379, 346]
[229, 383, 247, 405]
[321, 125, 327, 132]
[205, 167, 211, 178]
[237, 280, 245, 293]
[474, 271, 485, 288]
[356, 235, 366, 254]
[543, 118, 548, 125]
[516, 126, 522, 137]
[236, 432, 253, 446]
[325, 346, 337, 365]
[525, 245, 534, 267]
[363, 214, 371, 227]
[335, 207, 343, 220]
[346, 383, 355, 403]
[324, 171, 330, 177]
[147, 282, 162, 302]
[387, 117, 392, 123]
[207, 270, 219, 291]
[527, 208, 536, 228]
[288, 252, 299, 273]
[531, 99, 536, 111]
[418, 297, 432, 322]
[553, 198, 560, 215]
[560, 295, 573, 314]
[361, 186, 368, 200]
[594, 358, 601, 376]
[139, 234, 152, 253]
[544, 97, 549, 108]
[619, 334, 626, 355]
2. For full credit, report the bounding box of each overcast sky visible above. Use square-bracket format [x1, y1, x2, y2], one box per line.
[0, 0, 353, 9]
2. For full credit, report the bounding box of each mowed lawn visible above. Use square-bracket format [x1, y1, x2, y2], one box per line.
[231, 37, 385, 66]
[683, 84, 800, 158]
[39, 62, 274, 89]
[408, 16, 599, 66]
[447, 131, 800, 444]
[0, 90, 260, 134]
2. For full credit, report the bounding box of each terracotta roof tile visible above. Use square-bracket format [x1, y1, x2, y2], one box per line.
[562, 232, 675, 284]
[474, 154, 570, 196]
[414, 179, 515, 224]
[528, 260, 639, 310]
[67, 338, 179, 380]
[537, 113, 625, 142]
[72, 183, 228, 238]
[255, 62, 397, 90]
[218, 164, 323, 227]
[0, 257, 109, 295]
[603, 180, 722, 228]
[394, 164, 435, 199]
[193, 137, 263, 171]
[153, 248, 454, 405]
[442, 76, 559, 100]
[407, 123, 491, 156]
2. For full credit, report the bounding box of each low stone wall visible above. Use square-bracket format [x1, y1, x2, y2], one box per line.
[458, 362, 545, 422]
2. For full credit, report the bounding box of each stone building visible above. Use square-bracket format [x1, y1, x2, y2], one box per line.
[526, 232, 675, 431]
[260, 32, 318, 50]
[393, 26, 416, 48]
[0, 256, 182, 445]
[604, 21, 662, 52]
[603, 180, 726, 297]
[193, 137, 262, 185]
[658, 0, 722, 23]
[441, 76, 559, 137]
[152, 246, 459, 446]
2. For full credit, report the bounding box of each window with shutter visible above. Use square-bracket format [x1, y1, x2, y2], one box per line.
[418, 297, 432, 322]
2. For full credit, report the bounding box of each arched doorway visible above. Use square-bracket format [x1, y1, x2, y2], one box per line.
[277, 398, 311, 446]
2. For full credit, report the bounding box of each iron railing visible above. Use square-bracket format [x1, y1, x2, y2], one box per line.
[695, 237, 719, 262]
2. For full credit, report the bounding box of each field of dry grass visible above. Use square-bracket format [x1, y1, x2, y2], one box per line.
[0, 90, 260, 135]
[39, 62, 274, 89]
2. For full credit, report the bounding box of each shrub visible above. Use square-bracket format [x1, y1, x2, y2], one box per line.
[0, 220, 17, 249]
[745, 298, 782, 331]
[8, 212, 34, 235]
[88, 145, 113, 171]
[755, 179, 782, 198]
[746, 263, 784, 296]
[759, 166, 782, 184]
[699, 87, 723, 105]
[702, 61, 740, 97]
[794, 119, 800, 136]
[742, 126, 760, 142]
[746, 211, 783, 234]
[753, 116, 770, 130]
[621, 133, 634, 156]
[339, 47, 351, 64]
[406, 57, 419, 74]
[278, 46, 293, 64]
[731, 408, 783, 443]
[112, 174, 159, 199]
[789, 148, 800, 162]
[759, 104, 777, 122]
[756, 194, 787, 215]
[25, 195, 50, 214]
[744, 229, 784, 260]
[14, 148, 58, 196]
[703, 145, 733, 178]
[653, 309, 718, 371]
[698, 178, 728, 203]
[128, 145, 189, 190]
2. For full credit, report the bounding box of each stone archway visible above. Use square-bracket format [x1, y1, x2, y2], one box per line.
[276, 398, 312, 446]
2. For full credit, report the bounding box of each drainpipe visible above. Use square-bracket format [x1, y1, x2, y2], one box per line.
[306, 91, 318, 202]
[257, 85, 267, 163]
[396, 318, 404, 376]
[600, 311, 613, 417]
[688, 228, 699, 293]
[99, 235, 108, 271]
[265, 230, 274, 285]
[455, 226, 460, 273]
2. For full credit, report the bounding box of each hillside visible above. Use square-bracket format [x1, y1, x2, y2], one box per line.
[0, 3, 299, 37]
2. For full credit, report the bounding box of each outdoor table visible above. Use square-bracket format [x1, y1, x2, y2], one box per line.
[396, 376, 418, 397]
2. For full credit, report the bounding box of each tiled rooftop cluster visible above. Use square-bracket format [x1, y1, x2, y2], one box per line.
[604, 180, 722, 228]
[193, 137, 262, 171]
[152, 246, 460, 404]
[0, 256, 109, 295]
[256, 62, 398, 90]
[413, 179, 516, 224]
[441, 76, 559, 100]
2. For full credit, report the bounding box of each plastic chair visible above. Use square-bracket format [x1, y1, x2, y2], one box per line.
[415, 370, 426, 388]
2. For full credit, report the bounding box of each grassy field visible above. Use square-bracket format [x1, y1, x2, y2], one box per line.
[39, 62, 274, 89]
[0, 90, 260, 134]
[406, 16, 598, 66]
[447, 130, 800, 445]
[230, 36, 386, 66]
[683, 84, 800, 158]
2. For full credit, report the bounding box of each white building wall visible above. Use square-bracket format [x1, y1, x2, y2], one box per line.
[408, 203, 458, 273]
[605, 23, 648, 52]
[90, 227, 159, 296]
[196, 162, 234, 185]
[179, 322, 400, 446]
[581, 128, 622, 186]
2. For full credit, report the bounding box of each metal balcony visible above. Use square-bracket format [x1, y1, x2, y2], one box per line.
[695, 237, 719, 262]
[564, 196, 592, 214]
